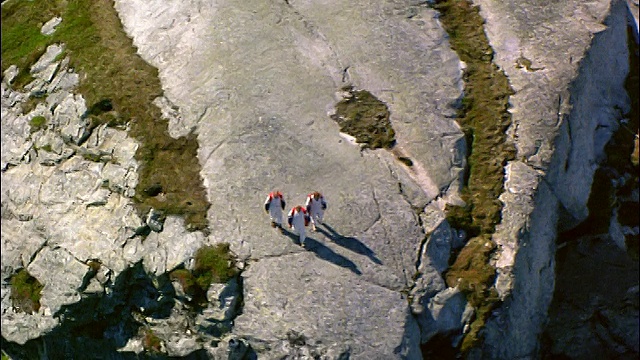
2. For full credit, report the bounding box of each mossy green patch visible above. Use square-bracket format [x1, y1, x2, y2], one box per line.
[2, 0, 211, 232]
[194, 243, 238, 287]
[331, 86, 396, 149]
[397, 156, 414, 167]
[169, 243, 238, 305]
[445, 235, 500, 351]
[432, 0, 516, 353]
[29, 115, 47, 133]
[10, 269, 44, 315]
[0, 0, 54, 89]
[142, 328, 162, 353]
[39, 144, 54, 152]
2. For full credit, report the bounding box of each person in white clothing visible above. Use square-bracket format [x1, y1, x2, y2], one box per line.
[288, 205, 310, 246]
[305, 191, 327, 231]
[264, 191, 286, 230]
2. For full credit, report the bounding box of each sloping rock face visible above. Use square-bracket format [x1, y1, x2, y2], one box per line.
[112, 0, 468, 357]
[2, 0, 471, 358]
[3, 0, 634, 358]
[473, 0, 636, 358]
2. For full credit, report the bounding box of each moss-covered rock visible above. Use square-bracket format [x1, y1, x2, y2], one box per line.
[331, 86, 396, 149]
[193, 243, 238, 288]
[10, 269, 43, 315]
[29, 115, 47, 133]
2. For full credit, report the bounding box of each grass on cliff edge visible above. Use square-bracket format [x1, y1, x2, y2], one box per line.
[10, 269, 43, 315]
[169, 243, 238, 305]
[431, 0, 516, 354]
[1, 0, 210, 232]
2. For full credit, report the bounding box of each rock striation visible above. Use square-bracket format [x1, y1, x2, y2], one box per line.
[2, 0, 471, 358]
[474, 0, 637, 358]
[2, 0, 637, 358]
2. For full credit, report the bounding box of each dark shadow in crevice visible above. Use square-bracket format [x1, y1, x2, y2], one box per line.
[2, 261, 180, 359]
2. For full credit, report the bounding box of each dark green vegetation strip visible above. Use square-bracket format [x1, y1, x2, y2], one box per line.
[331, 86, 396, 149]
[10, 269, 43, 314]
[1, 0, 210, 231]
[432, 0, 516, 353]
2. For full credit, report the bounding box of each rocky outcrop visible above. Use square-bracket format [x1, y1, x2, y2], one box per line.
[474, 0, 636, 358]
[112, 0, 470, 357]
[3, 0, 636, 358]
[3, 0, 471, 358]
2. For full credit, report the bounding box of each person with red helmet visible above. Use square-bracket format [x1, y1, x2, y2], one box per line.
[305, 191, 327, 231]
[288, 205, 310, 247]
[264, 191, 286, 230]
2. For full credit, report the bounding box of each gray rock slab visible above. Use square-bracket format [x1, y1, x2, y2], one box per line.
[112, 0, 468, 356]
[41, 17, 62, 36]
[30, 44, 64, 75]
[473, 0, 633, 357]
[233, 252, 421, 359]
[26, 246, 87, 315]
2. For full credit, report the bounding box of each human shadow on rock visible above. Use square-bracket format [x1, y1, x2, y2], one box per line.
[317, 223, 383, 265]
[281, 227, 362, 275]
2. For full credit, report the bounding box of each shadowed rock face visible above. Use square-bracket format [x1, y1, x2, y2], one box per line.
[476, 0, 638, 358]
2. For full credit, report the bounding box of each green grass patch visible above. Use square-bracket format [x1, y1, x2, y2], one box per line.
[142, 328, 162, 353]
[2, 0, 210, 232]
[0, 0, 55, 88]
[194, 243, 238, 287]
[39, 144, 54, 153]
[169, 243, 238, 305]
[29, 115, 47, 133]
[432, 0, 517, 353]
[445, 235, 500, 351]
[10, 269, 44, 315]
[331, 86, 396, 149]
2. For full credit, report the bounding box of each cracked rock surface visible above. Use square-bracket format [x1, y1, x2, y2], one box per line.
[112, 0, 467, 357]
[3, 0, 468, 358]
[475, 0, 637, 358]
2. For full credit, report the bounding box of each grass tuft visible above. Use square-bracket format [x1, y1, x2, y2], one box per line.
[10, 269, 44, 315]
[169, 243, 238, 305]
[29, 115, 47, 133]
[194, 243, 238, 287]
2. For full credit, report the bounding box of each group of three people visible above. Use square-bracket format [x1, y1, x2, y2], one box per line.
[264, 191, 327, 247]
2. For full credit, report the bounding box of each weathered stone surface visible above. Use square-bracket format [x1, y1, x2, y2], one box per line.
[0, 49, 146, 345]
[112, 0, 467, 357]
[233, 252, 421, 359]
[410, 202, 469, 343]
[11, 0, 632, 356]
[30, 44, 64, 75]
[474, 0, 635, 358]
[41, 16, 62, 36]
